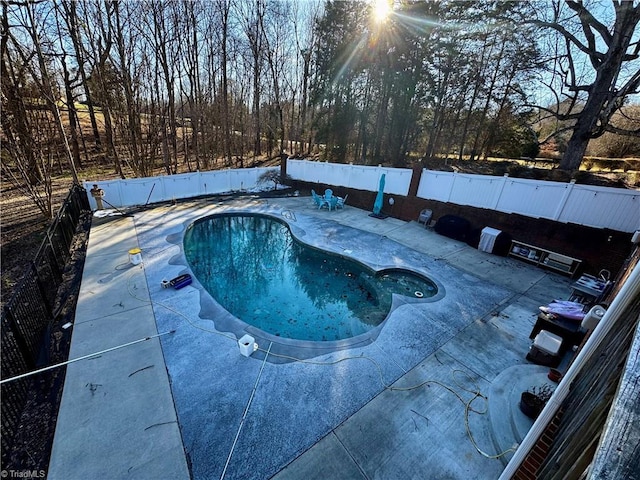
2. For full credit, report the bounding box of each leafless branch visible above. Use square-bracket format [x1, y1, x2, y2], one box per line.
[529, 19, 604, 67]
[603, 124, 640, 137]
[537, 124, 578, 145]
[566, 0, 612, 48]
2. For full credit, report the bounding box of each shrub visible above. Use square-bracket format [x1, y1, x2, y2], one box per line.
[258, 170, 292, 190]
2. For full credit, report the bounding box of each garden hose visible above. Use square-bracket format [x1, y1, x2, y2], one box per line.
[124, 268, 516, 459]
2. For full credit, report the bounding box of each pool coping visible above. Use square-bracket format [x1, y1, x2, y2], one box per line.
[167, 208, 447, 361]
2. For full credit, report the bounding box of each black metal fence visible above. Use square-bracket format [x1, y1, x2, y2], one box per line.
[1, 184, 90, 465]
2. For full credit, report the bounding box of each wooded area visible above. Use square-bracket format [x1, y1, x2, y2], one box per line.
[2, 0, 640, 217]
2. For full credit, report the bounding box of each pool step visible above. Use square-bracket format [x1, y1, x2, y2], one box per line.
[487, 364, 551, 466]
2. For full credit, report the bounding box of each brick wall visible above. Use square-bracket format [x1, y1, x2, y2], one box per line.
[513, 410, 564, 479]
[289, 178, 635, 278]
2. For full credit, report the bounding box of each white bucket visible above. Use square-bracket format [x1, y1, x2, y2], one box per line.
[581, 305, 606, 330]
[238, 334, 256, 357]
[129, 248, 142, 265]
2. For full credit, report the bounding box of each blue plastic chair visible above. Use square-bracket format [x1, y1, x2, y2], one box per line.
[322, 189, 334, 210]
[312, 190, 327, 209]
[311, 190, 322, 208]
[336, 194, 348, 209]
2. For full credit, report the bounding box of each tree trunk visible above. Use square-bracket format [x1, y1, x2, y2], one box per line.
[61, 0, 102, 148]
[61, 54, 82, 169]
[113, 2, 143, 175]
[24, 2, 79, 184]
[560, 63, 623, 170]
[558, 2, 640, 171]
[300, 48, 311, 155]
[470, 39, 505, 161]
[217, 0, 232, 166]
[152, 2, 178, 174]
[185, 1, 201, 170]
[458, 36, 490, 161]
[252, 22, 262, 158]
[0, 9, 42, 185]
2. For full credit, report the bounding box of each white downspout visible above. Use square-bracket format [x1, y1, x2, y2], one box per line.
[499, 263, 640, 480]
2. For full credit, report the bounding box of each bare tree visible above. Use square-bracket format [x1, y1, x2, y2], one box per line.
[1, 3, 40, 185]
[298, 1, 323, 157]
[7, 1, 80, 184]
[214, 0, 232, 166]
[52, 3, 86, 169]
[146, 0, 180, 174]
[58, 0, 103, 150]
[112, 1, 145, 175]
[2, 2, 57, 217]
[200, 5, 222, 168]
[80, 0, 124, 177]
[530, 0, 640, 171]
[237, 0, 266, 159]
[262, 0, 293, 156]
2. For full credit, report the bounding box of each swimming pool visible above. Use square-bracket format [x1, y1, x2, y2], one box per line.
[183, 213, 438, 342]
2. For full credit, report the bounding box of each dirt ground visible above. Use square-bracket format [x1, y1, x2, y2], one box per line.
[1, 179, 75, 295]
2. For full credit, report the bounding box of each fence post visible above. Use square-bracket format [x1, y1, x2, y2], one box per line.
[280, 153, 288, 179]
[446, 171, 457, 203]
[46, 230, 64, 274]
[32, 261, 54, 318]
[553, 179, 577, 221]
[492, 173, 510, 210]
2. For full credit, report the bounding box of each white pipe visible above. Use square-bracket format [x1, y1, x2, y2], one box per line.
[220, 341, 273, 480]
[0, 330, 175, 385]
[499, 263, 640, 479]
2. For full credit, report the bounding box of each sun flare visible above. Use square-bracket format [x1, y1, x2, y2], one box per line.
[372, 0, 391, 24]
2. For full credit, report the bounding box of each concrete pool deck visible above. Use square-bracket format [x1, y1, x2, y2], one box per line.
[48, 194, 575, 479]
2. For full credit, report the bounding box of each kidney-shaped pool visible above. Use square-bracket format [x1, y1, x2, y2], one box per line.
[183, 213, 438, 342]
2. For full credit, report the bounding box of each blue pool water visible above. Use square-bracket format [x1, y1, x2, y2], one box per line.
[183, 214, 437, 341]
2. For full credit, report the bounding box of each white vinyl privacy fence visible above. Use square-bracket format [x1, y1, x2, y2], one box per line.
[84, 167, 278, 209]
[287, 161, 639, 233]
[417, 170, 640, 233]
[87, 163, 639, 233]
[287, 159, 413, 196]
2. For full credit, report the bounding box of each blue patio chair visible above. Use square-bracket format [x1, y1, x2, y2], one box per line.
[312, 189, 329, 209]
[311, 190, 324, 209]
[324, 189, 333, 202]
[328, 196, 338, 211]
